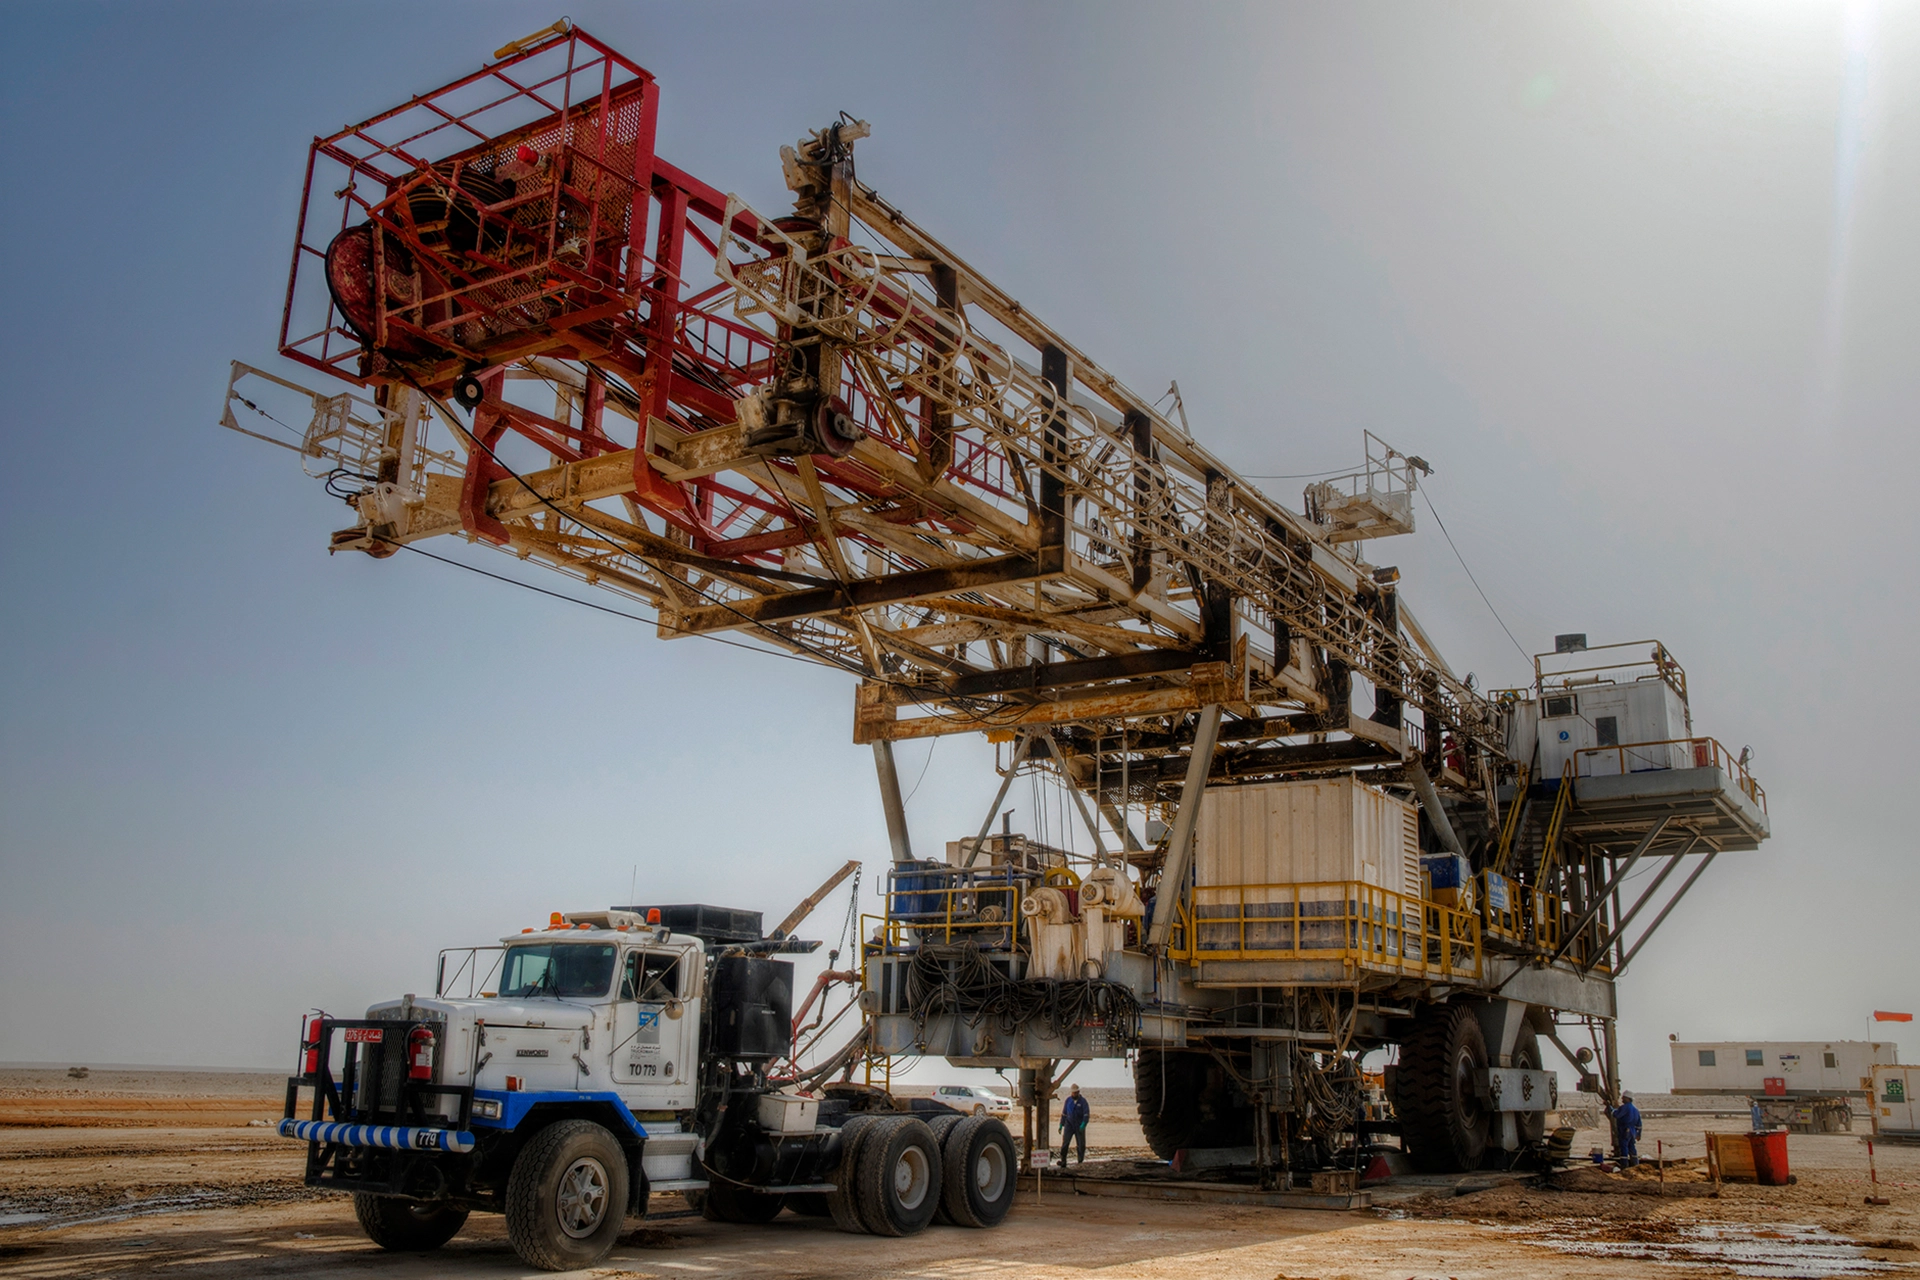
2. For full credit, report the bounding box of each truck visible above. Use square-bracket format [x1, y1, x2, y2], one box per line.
[280, 905, 1017, 1271]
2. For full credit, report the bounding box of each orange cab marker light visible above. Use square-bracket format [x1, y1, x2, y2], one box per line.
[521, 927, 535, 933]
[647, 909, 661, 924]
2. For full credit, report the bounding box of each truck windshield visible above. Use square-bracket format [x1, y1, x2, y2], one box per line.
[500, 944, 617, 999]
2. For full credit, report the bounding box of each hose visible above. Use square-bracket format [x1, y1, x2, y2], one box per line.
[903, 943, 1140, 1051]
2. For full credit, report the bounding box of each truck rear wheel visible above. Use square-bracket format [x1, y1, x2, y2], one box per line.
[1398, 1004, 1491, 1172]
[351, 1193, 468, 1251]
[939, 1116, 1016, 1228]
[505, 1119, 630, 1271]
[827, 1114, 882, 1234]
[700, 1180, 786, 1223]
[856, 1116, 943, 1237]
[925, 1114, 965, 1224]
[1133, 1048, 1253, 1159]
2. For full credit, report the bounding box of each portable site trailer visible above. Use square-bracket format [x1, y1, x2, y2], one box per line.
[1672, 1041, 1896, 1096]
[1675, 1040, 1894, 1134]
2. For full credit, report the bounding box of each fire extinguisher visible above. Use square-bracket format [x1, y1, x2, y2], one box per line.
[302, 1018, 323, 1077]
[407, 1026, 437, 1082]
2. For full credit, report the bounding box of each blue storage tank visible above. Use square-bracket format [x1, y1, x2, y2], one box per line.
[888, 860, 948, 921]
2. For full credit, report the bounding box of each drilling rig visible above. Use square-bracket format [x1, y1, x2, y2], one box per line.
[227, 21, 1771, 1194]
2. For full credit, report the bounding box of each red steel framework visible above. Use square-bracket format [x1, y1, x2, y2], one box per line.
[280, 25, 1009, 568]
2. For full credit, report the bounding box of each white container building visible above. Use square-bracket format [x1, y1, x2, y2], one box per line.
[1670, 1040, 1896, 1097]
[1509, 673, 1694, 781]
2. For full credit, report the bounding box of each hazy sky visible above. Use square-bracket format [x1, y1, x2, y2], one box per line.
[2, 2, 1916, 1095]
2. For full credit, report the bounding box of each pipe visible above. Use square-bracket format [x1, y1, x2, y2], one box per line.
[791, 969, 859, 1040]
[872, 741, 914, 864]
[1406, 758, 1465, 858]
[1146, 704, 1224, 947]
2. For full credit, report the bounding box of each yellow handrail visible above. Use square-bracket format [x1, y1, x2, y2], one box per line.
[1535, 758, 1577, 884]
[1173, 879, 1481, 981]
[1492, 764, 1530, 877]
[1574, 736, 1766, 813]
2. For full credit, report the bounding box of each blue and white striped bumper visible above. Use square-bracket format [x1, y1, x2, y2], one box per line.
[278, 1118, 475, 1154]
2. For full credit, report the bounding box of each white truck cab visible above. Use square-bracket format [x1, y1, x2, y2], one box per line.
[381, 916, 705, 1118]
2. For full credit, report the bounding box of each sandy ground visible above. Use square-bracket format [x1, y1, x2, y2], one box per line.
[4, 1069, 1919, 1278]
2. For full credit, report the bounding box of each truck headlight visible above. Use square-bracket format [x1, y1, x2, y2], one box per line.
[473, 1098, 503, 1120]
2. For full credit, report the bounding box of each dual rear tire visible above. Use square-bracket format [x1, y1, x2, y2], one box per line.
[829, 1113, 1016, 1236]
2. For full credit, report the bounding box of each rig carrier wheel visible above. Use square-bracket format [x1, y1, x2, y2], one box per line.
[1133, 1048, 1255, 1159]
[1398, 1004, 1492, 1172]
[700, 1180, 786, 1223]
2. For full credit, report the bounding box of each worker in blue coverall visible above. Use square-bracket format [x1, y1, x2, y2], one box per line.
[1609, 1092, 1643, 1167]
[1058, 1083, 1090, 1166]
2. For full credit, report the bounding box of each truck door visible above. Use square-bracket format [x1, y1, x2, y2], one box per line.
[611, 947, 696, 1110]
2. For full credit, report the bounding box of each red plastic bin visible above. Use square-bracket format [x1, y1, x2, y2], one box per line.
[1750, 1130, 1790, 1186]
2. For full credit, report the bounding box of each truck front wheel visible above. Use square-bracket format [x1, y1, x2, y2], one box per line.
[351, 1193, 468, 1251]
[506, 1119, 631, 1271]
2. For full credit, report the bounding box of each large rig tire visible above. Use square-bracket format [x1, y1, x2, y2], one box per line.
[1133, 1049, 1254, 1159]
[1398, 1004, 1492, 1173]
[939, 1116, 1017, 1228]
[505, 1119, 630, 1271]
[856, 1116, 943, 1237]
[1512, 1023, 1547, 1147]
[827, 1114, 882, 1234]
[351, 1194, 468, 1252]
[700, 1180, 786, 1223]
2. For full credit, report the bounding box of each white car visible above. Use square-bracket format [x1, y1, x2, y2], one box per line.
[935, 1084, 1013, 1116]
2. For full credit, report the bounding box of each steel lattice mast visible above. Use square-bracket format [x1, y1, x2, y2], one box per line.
[228, 23, 1501, 826]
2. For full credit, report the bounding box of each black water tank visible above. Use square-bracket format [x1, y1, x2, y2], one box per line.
[710, 957, 793, 1060]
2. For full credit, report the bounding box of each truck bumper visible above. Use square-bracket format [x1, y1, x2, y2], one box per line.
[279, 1118, 476, 1154]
